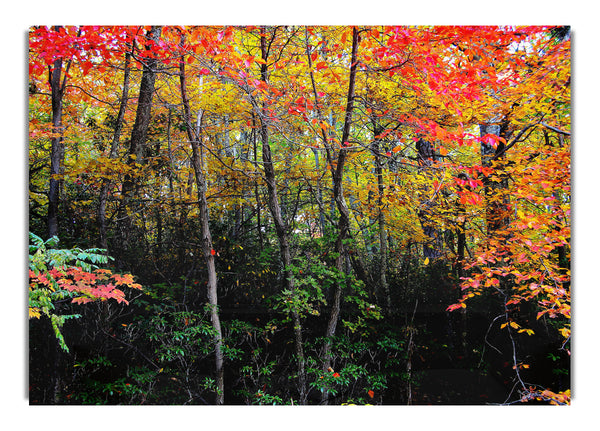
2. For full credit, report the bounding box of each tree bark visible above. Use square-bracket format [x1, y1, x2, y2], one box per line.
[179, 48, 225, 405]
[312, 147, 327, 236]
[118, 26, 161, 250]
[480, 123, 510, 233]
[416, 138, 442, 259]
[321, 26, 360, 403]
[47, 33, 72, 240]
[47, 58, 63, 239]
[257, 27, 308, 405]
[371, 123, 391, 312]
[98, 50, 131, 250]
[250, 114, 264, 247]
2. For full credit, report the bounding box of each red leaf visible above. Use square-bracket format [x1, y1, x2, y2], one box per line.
[446, 303, 465, 312]
[211, 249, 216, 256]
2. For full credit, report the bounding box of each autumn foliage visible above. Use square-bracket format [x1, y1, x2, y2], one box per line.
[29, 266, 141, 307]
[28, 25, 570, 405]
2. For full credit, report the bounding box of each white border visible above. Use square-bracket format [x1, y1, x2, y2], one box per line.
[5, 2, 596, 429]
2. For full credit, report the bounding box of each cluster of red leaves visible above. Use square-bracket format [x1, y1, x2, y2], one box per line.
[29, 266, 142, 305]
[380, 26, 542, 103]
[29, 26, 135, 78]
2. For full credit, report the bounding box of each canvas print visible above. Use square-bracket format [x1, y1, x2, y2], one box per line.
[28, 25, 570, 405]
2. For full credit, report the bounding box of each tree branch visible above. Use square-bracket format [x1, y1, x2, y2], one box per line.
[541, 122, 570, 136]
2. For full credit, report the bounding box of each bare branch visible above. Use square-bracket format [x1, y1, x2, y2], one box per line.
[541, 122, 570, 136]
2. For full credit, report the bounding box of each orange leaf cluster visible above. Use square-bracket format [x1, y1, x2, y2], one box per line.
[29, 266, 141, 305]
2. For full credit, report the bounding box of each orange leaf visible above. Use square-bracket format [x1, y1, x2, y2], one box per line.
[341, 30, 348, 45]
[367, 390, 374, 398]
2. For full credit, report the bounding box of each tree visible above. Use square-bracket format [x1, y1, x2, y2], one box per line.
[29, 25, 570, 405]
[250, 26, 308, 404]
[36, 27, 74, 238]
[317, 26, 361, 404]
[178, 32, 225, 403]
[118, 26, 162, 257]
[98, 45, 133, 250]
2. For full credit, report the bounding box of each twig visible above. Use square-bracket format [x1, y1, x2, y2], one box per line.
[541, 122, 570, 136]
[478, 314, 504, 368]
[100, 327, 161, 371]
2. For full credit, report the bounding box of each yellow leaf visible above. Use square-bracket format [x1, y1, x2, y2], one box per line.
[423, 257, 429, 266]
[29, 307, 41, 319]
[510, 321, 520, 329]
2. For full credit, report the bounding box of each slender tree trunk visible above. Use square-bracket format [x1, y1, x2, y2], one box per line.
[47, 53, 69, 239]
[179, 43, 225, 405]
[118, 26, 161, 253]
[250, 116, 264, 247]
[416, 138, 442, 259]
[312, 148, 327, 236]
[98, 50, 131, 250]
[371, 126, 391, 312]
[480, 123, 510, 233]
[45, 27, 74, 402]
[306, 26, 371, 291]
[320, 26, 360, 404]
[453, 175, 468, 358]
[258, 27, 308, 405]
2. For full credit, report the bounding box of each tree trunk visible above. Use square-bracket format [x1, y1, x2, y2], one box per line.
[416, 138, 442, 259]
[321, 26, 360, 404]
[312, 148, 327, 236]
[179, 43, 225, 405]
[118, 26, 161, 253]
[454, 173, 469, 358]
[98, 50, 131, 250]
[305, 26, 372, 299]
[250, 115, 264, 247]
[480, 123, 510, 233]
[371, 125, 391, 312]
[47, 53, 68, 239]
[257, 27, 308, 405]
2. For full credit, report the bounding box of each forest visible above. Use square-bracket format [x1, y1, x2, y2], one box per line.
[28, 25, 571, 406]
